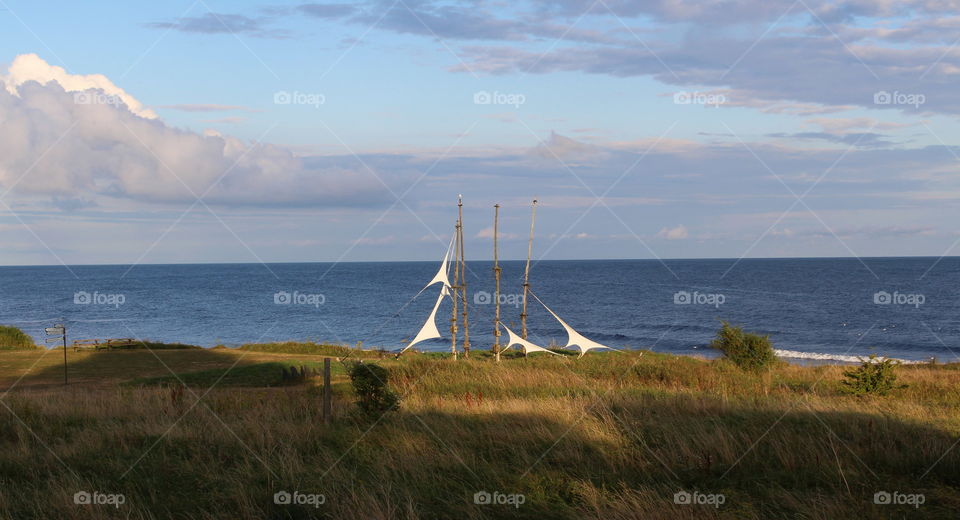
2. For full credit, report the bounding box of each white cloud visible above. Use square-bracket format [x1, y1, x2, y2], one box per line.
[657, 224, 688, 240]
[2, 53, 157, 119]
[0, 54, 392, 208]
[475, 226, 519, 240]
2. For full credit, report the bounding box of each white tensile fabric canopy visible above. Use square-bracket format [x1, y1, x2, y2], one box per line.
[531, 292, 618, 358]
[500, 323, 558, 356]
[400, 284, 449, 354]
[424, 235, 454, 291]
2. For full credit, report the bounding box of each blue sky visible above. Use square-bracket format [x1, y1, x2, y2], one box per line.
[1, 0, 959, 266]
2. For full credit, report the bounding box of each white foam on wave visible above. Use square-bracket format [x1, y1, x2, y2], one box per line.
[774, 349, 925, 365]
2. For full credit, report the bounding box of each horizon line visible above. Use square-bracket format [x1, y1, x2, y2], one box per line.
[0, 254, 957, 269]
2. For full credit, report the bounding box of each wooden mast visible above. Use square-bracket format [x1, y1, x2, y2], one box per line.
[458, 196, 471, 358]
[450, 214, 460, 360]
[493, 204, 502, 362]
[521, 199, 537, 340]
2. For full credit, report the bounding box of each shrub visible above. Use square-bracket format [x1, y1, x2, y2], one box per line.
[710, 321, 776, 371]
[349, 362, 400, 416]
[841, 355, 905, 396]
[0, 326, 37, 350]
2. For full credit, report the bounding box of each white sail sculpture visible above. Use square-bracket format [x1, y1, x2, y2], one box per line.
[500, 323, 558, 356]
[531, 292, 619, 358]
[423, 236, 454, 291]
[399, 285, 450, 354]
[397, 239, 454, 355]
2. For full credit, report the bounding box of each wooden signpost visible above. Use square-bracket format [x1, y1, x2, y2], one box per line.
[46, 324, 67, 384]
[323, 358, 332, 424]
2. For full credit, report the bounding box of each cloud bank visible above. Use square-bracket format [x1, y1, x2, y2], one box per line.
[0, 54, 394, 208]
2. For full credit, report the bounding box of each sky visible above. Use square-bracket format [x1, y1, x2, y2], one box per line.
[0, 0, 959, 266]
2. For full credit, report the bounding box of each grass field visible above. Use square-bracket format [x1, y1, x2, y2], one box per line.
[0, 343, 958, 519]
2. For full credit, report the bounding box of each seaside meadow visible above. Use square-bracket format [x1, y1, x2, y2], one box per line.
[0, 323, 958, 518]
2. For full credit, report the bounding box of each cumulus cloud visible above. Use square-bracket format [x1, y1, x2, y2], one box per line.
[0, 54, 394, 208]
[2, 53, 157, 119]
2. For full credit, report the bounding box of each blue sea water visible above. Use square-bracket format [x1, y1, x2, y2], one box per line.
[0, 257, 957, 363]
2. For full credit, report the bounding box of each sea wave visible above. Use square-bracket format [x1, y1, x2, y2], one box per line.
[774, 349, 925, 364]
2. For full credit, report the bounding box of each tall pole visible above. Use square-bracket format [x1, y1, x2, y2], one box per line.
[62, 324, 68, 385]
[323, 358, 332, 424]
[450, 219, 460, 360]
[521, 199, 537, 340]
[459, 196, 471, 358]
[493, 204, 502, 362]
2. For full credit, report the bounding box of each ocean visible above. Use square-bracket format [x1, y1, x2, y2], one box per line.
[0, 257, 957, 363]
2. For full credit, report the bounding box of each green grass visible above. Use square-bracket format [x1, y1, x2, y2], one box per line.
[0, 325, 39, 350]
[1, 345, 959, 518]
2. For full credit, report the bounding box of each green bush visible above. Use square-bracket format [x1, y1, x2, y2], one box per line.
[348, 362, 400, 416]
[0, 326, 38, 350]
[841, 355, 905, 396]
[710, 321, 776, 371]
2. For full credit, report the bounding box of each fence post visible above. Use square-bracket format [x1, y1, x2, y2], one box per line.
[323, 358, 332, 424]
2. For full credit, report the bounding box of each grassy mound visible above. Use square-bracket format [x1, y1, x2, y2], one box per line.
[0, 325, 39, 350]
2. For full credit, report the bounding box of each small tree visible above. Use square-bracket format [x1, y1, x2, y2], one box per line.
[348, 362, 400, 416]
[841, 355, 905, 396]
[710, 321, 776, 371]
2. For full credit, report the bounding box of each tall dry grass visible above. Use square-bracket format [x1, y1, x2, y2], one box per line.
[0, 349, 957, 518]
